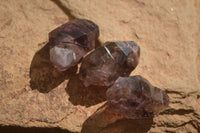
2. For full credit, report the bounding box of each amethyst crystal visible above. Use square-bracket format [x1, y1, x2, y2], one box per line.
[106, 76, 169, 119]
[49, 19, 99, 71]
[79, 41, 140, 87]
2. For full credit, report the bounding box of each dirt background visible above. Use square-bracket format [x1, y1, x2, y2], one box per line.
[0, 0, 200, 133]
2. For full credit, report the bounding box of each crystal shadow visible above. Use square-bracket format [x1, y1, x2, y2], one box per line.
[0, 125, 75, 133]
[81, 103, 153, 133]
[30, 42, 77, 93]
[65, 74, 107, 107]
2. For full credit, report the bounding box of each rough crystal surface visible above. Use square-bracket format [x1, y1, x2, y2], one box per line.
[79, 41, 140, 87]
[106, 75, 169, 119]
[49, 19, 99, 71]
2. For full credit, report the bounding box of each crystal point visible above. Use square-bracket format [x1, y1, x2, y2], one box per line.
[79, 41, 140, 87]
[49, 19, 99, 71]
[106, 76, 169, 119]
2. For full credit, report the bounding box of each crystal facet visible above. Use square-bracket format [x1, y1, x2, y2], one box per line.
[49, 19, 99, 71]
[79, 41, 140, 87]
[106, 76, 169, 119]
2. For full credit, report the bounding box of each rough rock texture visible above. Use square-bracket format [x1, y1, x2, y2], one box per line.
[0, 0, 200, 133]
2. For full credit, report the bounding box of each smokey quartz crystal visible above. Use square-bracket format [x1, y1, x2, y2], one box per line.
[49, 19, 99, 71]
[106, 75, 169, 119]
[79, 41, 140, 87]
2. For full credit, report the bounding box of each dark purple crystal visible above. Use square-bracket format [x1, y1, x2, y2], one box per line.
[79, 41, 140, 87]
[49, 19, 99, 71]
[106, 76, 169, 119]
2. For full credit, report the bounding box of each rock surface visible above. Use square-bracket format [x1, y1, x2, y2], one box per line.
[0, 0, 200, 133]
